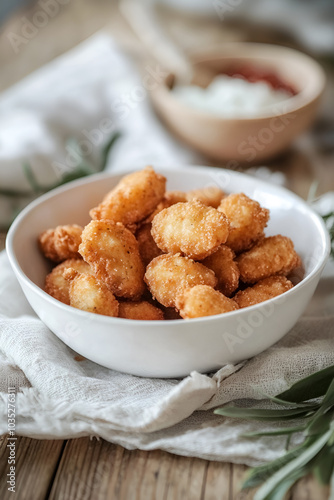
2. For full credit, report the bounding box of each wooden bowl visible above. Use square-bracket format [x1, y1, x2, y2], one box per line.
[150, 43, 326, 163]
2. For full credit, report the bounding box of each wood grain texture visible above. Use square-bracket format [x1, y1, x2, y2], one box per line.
[202, 461, 231, 500]
[0, 436, 65, 500]
[291, 474, 329, 500]
[49, 437, 240, 500]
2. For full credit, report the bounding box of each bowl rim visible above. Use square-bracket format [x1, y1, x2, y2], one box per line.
[152, 42, 326, 122]
[6, 165, 331, 327]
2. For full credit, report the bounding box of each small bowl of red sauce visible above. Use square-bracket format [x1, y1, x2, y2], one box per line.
[150, 43, 326, 162]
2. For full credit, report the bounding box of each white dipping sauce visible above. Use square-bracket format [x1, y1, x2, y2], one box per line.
[172, 75, 292, 118]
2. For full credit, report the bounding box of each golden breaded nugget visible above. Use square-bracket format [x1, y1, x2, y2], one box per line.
[234, 276, 293, 308]
[186, 186, 224, 208]
[145, 253, 217, 308]
[165, 190, 187, 204]
[175, 285, 238, 319]
[64, 269, 119, 316]
[125, 223, 138, 234]
[202, 245, 239, 297]
[89, 166, 166, 225]
[135, 223, 162, 266]
[118, 301, 164, 320]
[38, 224, 83, 262]
[237, 235, 300, 284]
[218, 193, 269, 253]
[144, 190, 187, 223]
[151, 200, 230, 260]
[79, 220, 145, 299]
[45, 259, 93, 304]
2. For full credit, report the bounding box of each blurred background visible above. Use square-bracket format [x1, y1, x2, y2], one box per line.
[0, 0, 333, 236]
[1, 0, 334, 91]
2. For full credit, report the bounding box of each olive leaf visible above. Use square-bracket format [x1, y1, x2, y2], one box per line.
[215, 364, 334, 500]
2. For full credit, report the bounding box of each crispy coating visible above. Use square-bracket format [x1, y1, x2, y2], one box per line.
[151, 200, 230, 260]
[79, 220, 145, 299]
[64, 269, 119, 316]
[125, 223, 138, 234]
[218, 193, 269, 253]
[202, 245, 240, 297]
[144, 253, 217, 308]
[186, 186, 224, 208]
[144, 190, 187, 223]
[118, 301, 164, 320]
[165, 190, 187, 204]
[234, 276, 293, 308]
[38, 224, 83, 262]
[175, 285, 238, 319]
[89, 166, 166, 225]
[237, 235, 300, 284]
[45, 259, 93, 304]
[135, 223, 163, 267]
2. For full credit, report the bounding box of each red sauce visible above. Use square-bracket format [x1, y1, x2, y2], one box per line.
[223, 65, 297, 96]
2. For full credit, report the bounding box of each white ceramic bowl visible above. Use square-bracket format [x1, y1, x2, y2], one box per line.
[6, 166, 330, 378]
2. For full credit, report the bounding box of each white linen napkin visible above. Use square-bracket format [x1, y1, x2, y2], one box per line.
[1, 32, 334, 466]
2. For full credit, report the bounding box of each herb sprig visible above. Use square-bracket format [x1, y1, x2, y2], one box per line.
[215, 365, 334, 499]
[322, 212, 334, 258]
[0, 131, 121, 199]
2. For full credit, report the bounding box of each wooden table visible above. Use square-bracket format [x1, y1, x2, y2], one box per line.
[0, 1, 333, 498]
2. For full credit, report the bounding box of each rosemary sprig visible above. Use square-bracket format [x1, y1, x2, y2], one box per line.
[215, 365, 334, 500]
[307, 182, 334, 259]
[0, 131, 121, 199]
[322, 212, 334, 258]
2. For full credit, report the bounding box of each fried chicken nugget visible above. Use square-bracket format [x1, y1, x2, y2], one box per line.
[202, 245, 240, 297]
[89, 166, 166, 225]
[151, 201, 230, 260]
[234, 276, 293, 308]
[144, 253, 217, 308]
[237, 235, 300, 284]
[64, 268, 119, 317]
[38, 224, 83, 262]
[45, 258, 93, 304]
[144, 190, 187, 223]
[165, 190, 187, 205]
[135, 222, 162, 266]
[218, 193, 269, 253]
[175, 285, 238, 319]
[79, 220, 145, 299]
[118, 301, 164, 321]
[186, 186, 224, 208]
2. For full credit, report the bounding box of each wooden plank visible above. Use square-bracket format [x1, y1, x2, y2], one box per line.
[202, 461, 231, 500]
[291, 474, 329, 500]
[49, 438, 122, 500]
[49, 438, 233, 500]
[231, 464, 269, 500]
[0, 436, 65, 500]
[164, 453, 207, 500]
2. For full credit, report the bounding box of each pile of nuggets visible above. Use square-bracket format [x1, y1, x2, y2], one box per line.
[38, 166, 302, 321]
